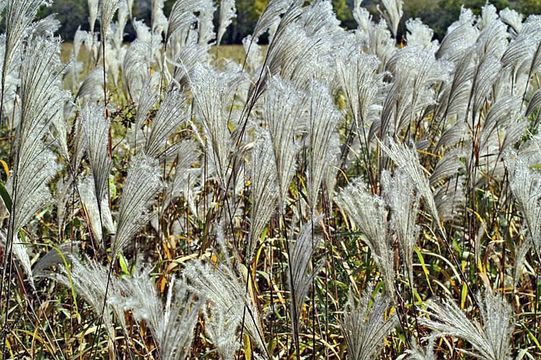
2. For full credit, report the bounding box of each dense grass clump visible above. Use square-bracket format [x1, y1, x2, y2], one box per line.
[0, 0, 541, 359]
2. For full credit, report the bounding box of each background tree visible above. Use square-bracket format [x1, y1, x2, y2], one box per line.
[36, 0, 541, 43]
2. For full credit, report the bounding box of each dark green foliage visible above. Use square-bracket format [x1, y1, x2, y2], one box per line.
[37, 0, 541, 43]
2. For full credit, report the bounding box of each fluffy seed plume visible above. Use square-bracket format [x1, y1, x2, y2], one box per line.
[248, 130, 278, 257]
[145, 89, 188, 158]
[113, 154, 162, 254]
[421, 291, 513, 360]
[342, 286, 398, 359]
[336, 179, 395, 298]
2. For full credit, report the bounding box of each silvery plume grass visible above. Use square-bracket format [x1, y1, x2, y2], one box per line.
[217, 0, 236, 45]
[336, 179, 395, 299]
[248, 129, 278, 257]
[113, 153, 162, 254]
[382, 170, 420, 288]
[190, 63, 238, 185]
[184, 259, 267, 354]
[52, 256, 123, 338]
[306, 81, 340, 211]
[9, 36, 65, 233]
[144, 89, 188, 158]
[421, 290, 513, 360]
[378, 0, 403, 38]
[342, 286, 398, 360]
[4, 1, 541, 358]
[263, 75, 304, 208]
[380, 139, 441, 228]
[82, 104, 111, 222]
[506, 155, 541, 259]
[2, 1, 51, 99]
[288, 216, 323, 350]
[1, 35, 65, 318]
[0, 230, 33, 287]
[111, 268, 201, 360]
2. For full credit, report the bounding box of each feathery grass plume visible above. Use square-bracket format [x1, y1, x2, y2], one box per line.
[166, 140, 200, 206]
[145, 89, 188, 158]
[380, 140, 441, 228]
[252, 0, 300, 42]
[31, 242, 80, 278]
[123, 41, 154, 101]
[196, 0, 216, 45]
[478, 96, 522, 158]
[31, 14, 61, 37]
[352, 0, 367, 29]
[2, 0, 51, 91]
[505, 155, 541, 257]
[82, 104, 111, 216]
[113, 154, 162, 254]
[184, 260, 267, 354]
[70, 111, 89, 174]
[406, 18, 435, 49]
[79, 175, 114, 242]
[433, 176, 465, 222]
[382, 170, 420, 287]
[359, 11, 397, 65]
[10, 36, 65, 233]
[501, 17, 541, 74]
[264, 76, 304, 208]
[217, 0, 236, 45]
[242, 35, 263, 74]
[152, 0, 168, 35]
[336, 51, 382, 159]
[189, 63, 239, 185]
[75, 66, 104, 104]
[88, 0, 99, 33]
[472, 55, 502, 113]
[437, 8, 479, 62]
[99, 0, 119, 39]
[170, 43, 210, 87]
[111, 269, 200, 360]
[342, 286, 398, 360]
[165, 0, 199, 45]
[306, 81, 340, 210]
[336, 179, 395, 298]
[478, 3, 498, 30]
[53, 256, 122, 338]
[421, 290, 513, 360]
[436, 51, 475, 121]
[133, 73, 159, 132]
[500, 8, 523, 36]
[0, 231, 33, 286]
[378, 0, 403, 38]
[105, 44, 124, 88]
[300, 0, 343, 40]
[430, 149, 465, 187]
[399, 338, 436, 360]
[264, 8, 332, 88]
[0, 34, 19, 120]
[475, 14, 508, 60]
[288, 216, 323, 350]
[323, 132, 341, 204]
[248, 130, 278, 257]
[526, 88, 541, 124]
[203, 304, 238, 360]
[383, 46, 447, 137]
[113, 1, 129, 48]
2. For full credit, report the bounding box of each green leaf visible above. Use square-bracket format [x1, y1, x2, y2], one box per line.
[118, 253, 130, 275]
[0, 180, 12, 212]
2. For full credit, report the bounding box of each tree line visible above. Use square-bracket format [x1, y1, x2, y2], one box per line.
[41, 0, 541, 43]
